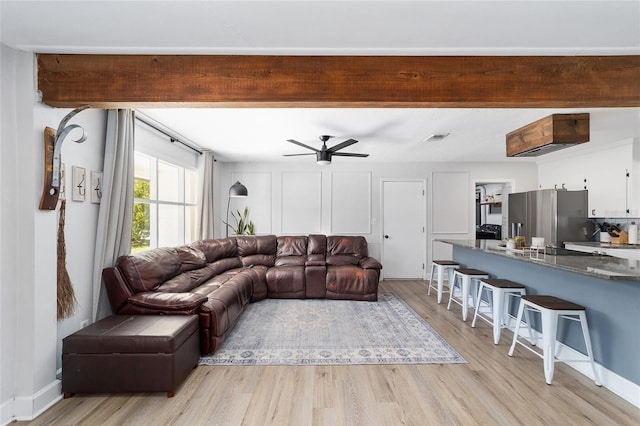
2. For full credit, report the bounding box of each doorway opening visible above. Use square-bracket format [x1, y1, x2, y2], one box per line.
[474, 180, 514, 241]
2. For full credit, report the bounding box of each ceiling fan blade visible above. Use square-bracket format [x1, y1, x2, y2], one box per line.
[332, 152, 369, 157]
[286, 139, 319, 152]
[283, 153, 316, 157]
[327, 138, 358, 153]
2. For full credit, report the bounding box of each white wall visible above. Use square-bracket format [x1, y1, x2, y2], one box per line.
[0, 42, 23, 425]
[220, 161, 538, 273]
[0, 44, 106, 424]
[54, 109, 106, 371]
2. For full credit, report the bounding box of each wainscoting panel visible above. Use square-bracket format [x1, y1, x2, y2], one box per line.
[331, 171, 371, 234]
[281, 171, 322, 234]
[432, 171, 470, 234]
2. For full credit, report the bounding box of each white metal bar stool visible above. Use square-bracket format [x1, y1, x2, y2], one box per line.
[471, 279, 526, 344]
[447, 268, 489, 321]
[508, 295, 601, 386]
[428, 260, 460, 304]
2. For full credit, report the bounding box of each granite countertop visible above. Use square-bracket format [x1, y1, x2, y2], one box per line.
[438, 239, 640, 281]
[564, 241, 640, 250]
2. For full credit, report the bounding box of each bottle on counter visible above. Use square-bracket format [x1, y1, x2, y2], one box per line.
[629, 221, 638, 245]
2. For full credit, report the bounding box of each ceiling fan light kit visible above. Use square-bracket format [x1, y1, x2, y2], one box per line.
[284, 135, 369, 165]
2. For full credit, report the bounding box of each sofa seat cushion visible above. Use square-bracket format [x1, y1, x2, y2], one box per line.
[193, 269, 251, 301]
[326, 265, 379, 297]
[117, 248, 183, 292]
[198, 280, 250, 338]
[245, 265, 268, 302]
[265, 265, 305, 298]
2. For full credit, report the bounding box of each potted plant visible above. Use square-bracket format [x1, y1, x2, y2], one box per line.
[224, 206, 255, 235]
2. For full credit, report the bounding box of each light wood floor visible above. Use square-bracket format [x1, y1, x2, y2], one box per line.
[22, 280, 639, 426]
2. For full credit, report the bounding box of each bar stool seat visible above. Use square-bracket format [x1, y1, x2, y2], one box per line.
[428, 260, 460, 304]
[471, 279, 526, 344]
[508, 295, 601, 386]
[447, 268, 489, 321]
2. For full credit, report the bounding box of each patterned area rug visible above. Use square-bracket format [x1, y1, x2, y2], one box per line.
[199, 292, 466, 366]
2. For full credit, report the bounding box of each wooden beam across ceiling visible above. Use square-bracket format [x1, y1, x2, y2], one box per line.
[37, 54, 640, 108]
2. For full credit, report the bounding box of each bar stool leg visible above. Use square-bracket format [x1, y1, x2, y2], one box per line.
[428, 263, 436, 296]
[471, 282, 485, 328]
[541, 310, 559, 385]
[447, 273, 458, 311]
[461, 275, 471, 321]
[508, 301, 525, 356]
[492, 287, 504, 345]
[446, 268, 456, 302]
[437, 265, 445, 304]
[578, 311, 602, 386]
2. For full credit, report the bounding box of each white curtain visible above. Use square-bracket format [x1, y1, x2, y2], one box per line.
[196, 151, 216, 240]
[91, 109, 135, 321]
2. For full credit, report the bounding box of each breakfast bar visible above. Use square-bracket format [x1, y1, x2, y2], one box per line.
[438, 239, 640, 398]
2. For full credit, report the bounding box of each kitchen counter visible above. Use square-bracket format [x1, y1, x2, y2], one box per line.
[438, 239, 640, 281]
[438, 239, 640, 392]
[564, 241, 640, 250]
[564, 241, 640, 261]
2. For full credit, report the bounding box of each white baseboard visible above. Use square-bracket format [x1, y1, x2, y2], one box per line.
[0, 398, 14, 426]
[555, 343, 640, 408]
[514, 324, 640, 408]
[11, 379, 62, 423]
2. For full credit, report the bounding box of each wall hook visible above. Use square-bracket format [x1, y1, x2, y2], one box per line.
[39, 105, 91, 210]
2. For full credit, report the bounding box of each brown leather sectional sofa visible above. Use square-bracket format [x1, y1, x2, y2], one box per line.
[103, 234, 382, 354]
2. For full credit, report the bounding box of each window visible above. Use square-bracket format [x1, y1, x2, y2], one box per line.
[131, 119, 199, 252]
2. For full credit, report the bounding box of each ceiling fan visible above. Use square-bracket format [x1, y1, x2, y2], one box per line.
[284, 135, 369, 165]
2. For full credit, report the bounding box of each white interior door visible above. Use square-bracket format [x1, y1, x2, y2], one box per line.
[382, 180, 426, 279]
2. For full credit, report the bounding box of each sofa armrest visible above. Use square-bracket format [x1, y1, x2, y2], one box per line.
[359, 257, 382, 270]
[128, 292, 207, 313]
[102, 266, 133, 313]
[305, 259, 326, 267]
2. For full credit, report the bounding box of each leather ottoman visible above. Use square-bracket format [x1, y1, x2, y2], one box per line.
[62, 315, 199, 398]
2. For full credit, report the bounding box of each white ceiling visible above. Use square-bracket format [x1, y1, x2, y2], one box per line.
[2, 1, 639, 163]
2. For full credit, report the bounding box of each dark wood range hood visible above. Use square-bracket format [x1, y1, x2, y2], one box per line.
[506, 113, 590, 157]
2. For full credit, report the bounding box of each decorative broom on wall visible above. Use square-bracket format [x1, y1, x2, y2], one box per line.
[57, 198, 77, 319]
[38, 106, 90, 319]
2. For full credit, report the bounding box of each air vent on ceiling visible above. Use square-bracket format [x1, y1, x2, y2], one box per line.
[423, 133, 450, 142]
[506, 113, 590, 157]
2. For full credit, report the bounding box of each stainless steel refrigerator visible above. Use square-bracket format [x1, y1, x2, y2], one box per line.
[508, 189, 591, 249]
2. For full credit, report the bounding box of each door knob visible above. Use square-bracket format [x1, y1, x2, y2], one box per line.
[384, 235, 389, 239]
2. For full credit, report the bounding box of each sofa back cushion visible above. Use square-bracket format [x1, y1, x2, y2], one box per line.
[326, 236, 368, 266]
[307, 234, 327, 263]
[190, 238, 237, 263]
[275, 236, 307, 266]
[175, 245, 207, 271]
[117, 247, 183, 292]
[237, 235, 276, 267]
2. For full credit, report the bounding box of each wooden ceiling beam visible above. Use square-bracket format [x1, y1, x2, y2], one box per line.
[37, 54, 640, 108]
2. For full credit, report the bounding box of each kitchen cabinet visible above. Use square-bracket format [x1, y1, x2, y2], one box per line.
[538, 140, 634, 219]
[586, 166, 629, 218]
